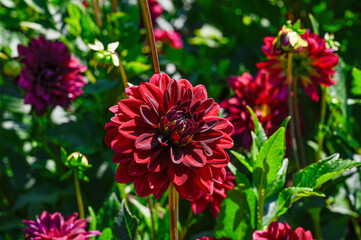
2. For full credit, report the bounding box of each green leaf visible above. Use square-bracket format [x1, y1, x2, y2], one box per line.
[247, 106, 267, 148]
[125, 61, 151, 75]
[276, 187, 325, 217]
[215, 184, 257, 240]
[280, 116, 291, 129]
[113, 200, 139, 240]
[231, 150, 253, 173]
[265, 158, 288, 202]
[252, 127, 286, 195]
[88, 206, 97, 236]
[98, 228, 113, 240]
[60, 147, 68, 165]
[308, 14, 320, 35]
[351, 67, 361, 96]
[293, 154, 361, 189]
[97, 192, 121, 231]
[24, 0, 47, 14]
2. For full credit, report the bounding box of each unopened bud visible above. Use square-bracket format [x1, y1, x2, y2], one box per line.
[273, 26, 308, 53]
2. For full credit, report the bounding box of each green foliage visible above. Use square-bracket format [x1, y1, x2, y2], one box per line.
[113, 200, 139, 240]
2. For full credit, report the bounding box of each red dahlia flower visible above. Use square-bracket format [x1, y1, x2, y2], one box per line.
[196, 237, 230, 240]
[105, 73, 233, 200]
[220, 70, 288, 149]
[257, 30, 339, 101]
[191, 170, 235, 217]
[252, 222, 313, 240]
[17, 36, 86, 114]
[154, 28, 184, 49]
[23, 211, 101, 240]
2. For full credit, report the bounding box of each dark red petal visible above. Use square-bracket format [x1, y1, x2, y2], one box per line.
[112, 152, 133, 163]
[191, 196, 208, 214]
[148, 149, 170, 172]
[153, 181, 170, 199]
[148, 171, 168, 190]
[111, 135, 134, 154]
[134, 174, 154, 197]
[118, 118, 150, 140]
[140, 105, 159, 128]
[115, 161, 134, 183]
[134, 148, 162, 164]
[195, 166, 214, 195]
[128, 161, 147, 176]
[170, 145, 184, 164]
[193, 130, 223, 144]
[149, 73, 172, 92]
[168, 163, 189, 186]
[135, 132, 159, 150]
[139, 82, 163, 108]
[192, 85, 207, 101]
[174, 175, 202, 201]
[104, 126, 118, 146]
[182, 147, 206, 168]
[118, 98, 144, 117]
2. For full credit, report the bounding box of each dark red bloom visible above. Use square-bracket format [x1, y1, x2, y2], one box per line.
[105, 73, 233, 200]
[252, 222, 313, 240]
[149, 0, 163, 24]
[154, 28, 184, 49]
[257, 30, 339, 101]
[191, 170, 235, 217]
[17, 36, 86, 114]
[23, 211, 101, 240]
[220, 70, 288, 148]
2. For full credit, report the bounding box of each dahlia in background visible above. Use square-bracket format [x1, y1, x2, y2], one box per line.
[257, 30, 339, 101]
[23, 211, 101, 240]
[196, 237, 231, 240]
[149, 0, 163, 24]
[17, 36, 86, 114]
[220, 70, 288, 149]
[191, 170, 235, 217]
[252, 222, 313, 240]
[105, 73, 233, 200]
[154, 28, 184, 49]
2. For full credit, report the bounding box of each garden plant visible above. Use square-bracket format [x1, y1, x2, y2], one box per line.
[1, 0, 361, 239]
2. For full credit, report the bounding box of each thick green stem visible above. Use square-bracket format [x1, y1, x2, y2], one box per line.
[293, 77, 307, 167]
[169, 183, 179, 240]
[316, 86, 327, 161]
[74, 169, 85, 219]
[308, 208, 323, 240]
[139, 0, 160, 73]
[147, 196, 156, 239]
[286, 53, 301, 169]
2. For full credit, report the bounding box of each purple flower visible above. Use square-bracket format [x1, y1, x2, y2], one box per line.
[17, 36, 87, 114]
[23, 211, 101, 240]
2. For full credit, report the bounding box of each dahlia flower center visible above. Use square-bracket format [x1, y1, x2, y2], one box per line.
[159, 103, 198, 147]
[254, 104, 271, 118]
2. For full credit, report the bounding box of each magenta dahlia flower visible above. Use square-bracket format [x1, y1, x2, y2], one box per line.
[191, 170, 235, 217]
[149, 0, 163, 24]
[256, 30, 339, 101]
[17, 36, 86, 114]
[220, 70, 288, 148]
[154, 28, 184, 49]
[105, 73, 233, 200]
[252, 222, 313, 240]
[196, 237, 231, 240]
[23, 211, 101, 240]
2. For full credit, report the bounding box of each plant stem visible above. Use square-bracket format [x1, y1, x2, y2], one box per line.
[111, 0, 117, 12]
[316, 86, 327, 161]
[147, 196, 156, 239]
[180, 208, 194, 240]
[113, 52, 129, 98]
[169, 183, 179, 240]
[293, 76, 307, 167]
[286, 52, 301, 170]
[74, 169, 85, 219]
[258, 188, 265, 228]
[308, 208, 323, 240]
[139, 0, 160, 73]
[91, 0, 103, 29]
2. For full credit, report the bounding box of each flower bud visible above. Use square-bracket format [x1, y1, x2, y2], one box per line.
[4, 60, 21, 77]
[273, 26, 307, 53]
[66, 152, 89, 168]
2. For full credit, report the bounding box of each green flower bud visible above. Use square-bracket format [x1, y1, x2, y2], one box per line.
[273, 25, 308, 53]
